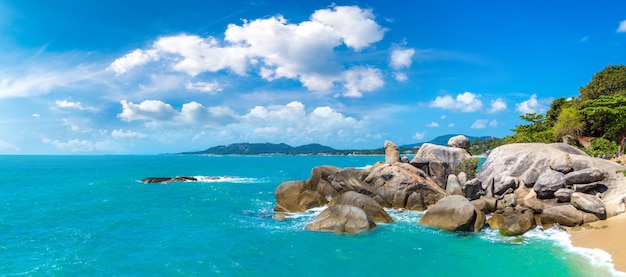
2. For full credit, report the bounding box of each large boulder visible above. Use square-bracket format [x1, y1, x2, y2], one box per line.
[463, 178, 484, 200]
[571, 192, 606, 217]
[305, 205, 376, 234]
[364, 163, 445, 210]
[419, 195, 483, 232]
[384, 140, 401, 164]
[448, 135, 471, 150]
[533, 170, 566, 199]
[478, 143, 626, 216]
[565, 167, 605, 185]
[411, 143, 473, 171]
[274, 180, 323, 212]
[499, 210, 536, 236]
[446, 174, 463, 196]
[540, 205, 583, 227]
[334, 191, 394, 223]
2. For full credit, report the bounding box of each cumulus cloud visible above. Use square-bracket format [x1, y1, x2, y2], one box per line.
[390, 48, 415, 69]
[487, 98, 507, 114]
[429, 92, 483, 112]
[617, 20, 626, 33]
[55, 100, 95, 111]
[515, 94, 552, 114]
[471, 119, 488, 129]
[108, 5, 387, 97]
[426, 122, 439, 128]
[413, 132, 426, 140]
[185, 81, 223, 93]
[118, 100, 239, 127]
[111, 129, 147, 139]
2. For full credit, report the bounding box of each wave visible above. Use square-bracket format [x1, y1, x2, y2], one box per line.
[193, 175, 266, 183]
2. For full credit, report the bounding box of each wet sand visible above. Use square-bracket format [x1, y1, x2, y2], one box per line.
[569, 212, 626, 273]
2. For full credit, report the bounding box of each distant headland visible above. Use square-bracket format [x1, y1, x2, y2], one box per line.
[179, 134, 494, 155]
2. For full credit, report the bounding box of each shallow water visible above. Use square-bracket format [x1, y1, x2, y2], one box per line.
[0, 155, 618, 276]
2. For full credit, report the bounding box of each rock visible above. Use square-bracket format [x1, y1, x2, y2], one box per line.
[429, 160, 451, 189]
[471, 198, 490, 214]
[482, 196, 498, 212]
[487, 213, 506, 230]
[274, 180, 322, 212]
[554, 188, 574, 202]
[571, 192, 606, 217]
[448, 135, 471, 150]
[457, 172, 468, 188]
[499, 210, 536, 236]
[497, 194, 516, 210]
[540, 205, 583, 227]
[494, 176, 519, 196]
[477, 143, 626, 216]
[520, 168, 541, 187]
[335, 191, 394, 223]
[533, 170, 566, 199]
[384, 140, 401, 164]
[565, 167, 605, 185]
[446, 174, 463, 196]
[419, 195, 480, 232]
[463, 178, 484, 200]
[473, 208, 486, 232]
[401, 156, 409, 163]
[364, 163, 445, 210]
[573, 182, 599, 193]
[550, 153, 573, 174]
[142, 176, 197, 183]
[305, 205, 376, 234]
[522, 197, 544, 213]
[411, 143, 472, 172]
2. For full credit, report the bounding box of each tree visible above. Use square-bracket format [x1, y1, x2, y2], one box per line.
[505, 113, 555, 143]
[580, 95, 626, 155]
[579, 65, 626, 102]
[546, 97, 567, 124]
[553, 107, 585, 141]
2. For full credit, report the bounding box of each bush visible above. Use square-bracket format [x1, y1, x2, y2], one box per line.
[584, 138, 618, 158]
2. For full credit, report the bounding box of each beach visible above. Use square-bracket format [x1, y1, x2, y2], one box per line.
[570, 212, 626, 273]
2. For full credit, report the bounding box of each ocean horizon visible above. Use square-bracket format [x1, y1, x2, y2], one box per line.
[0, 154, 621, 276]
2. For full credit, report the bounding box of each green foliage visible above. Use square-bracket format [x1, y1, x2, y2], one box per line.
[469, 137, 506, 156]
[553, 107, 585, 140]
[579, 65, 626, 101]
[580, 95, 626, 155]
[546, 97, 567, 124]
[583, 138, 618, 157]
[454, 158, 480, 179]
[506, 113, 556, 144]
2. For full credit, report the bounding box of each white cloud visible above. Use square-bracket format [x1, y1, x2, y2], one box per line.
[471, 119, 488, 129]
[617, 20, 626, 33]
[413, 132, 426, 140]
[487, 98, 507, 114]
[0, 140, 19, 152]
[393, 72, 408, 82]
[342, 66, 384, 97]
[515, 94, 552, 114]
[32, 113, 41, 119]
[426, 121, 439, 128]
[107, 49, 159, 75]
[429, 92, 483, 112]
[109, 5, 387, 97]
[489, 120, 498, 128]
[111, 129, 147, 139]
[185, 81, 223, 93]
[448, 123, 455, 128]
[55, 100, 95, 111]
[118, 100, 239, 127]
[42, 137, 117, 152]
[390, 48, 415, 69]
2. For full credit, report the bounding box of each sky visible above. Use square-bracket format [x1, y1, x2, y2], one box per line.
[0, 1, 625, 154]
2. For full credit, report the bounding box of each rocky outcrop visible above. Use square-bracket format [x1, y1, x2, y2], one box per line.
[448, 135, 471, 150]
[540, 205, 583, 227]
[142, 176, 197, 183]
[384, 140, 401, 164]
[334, 191, 394, 223]
[411, 143, 473, 172]
[419, 195, 484, 232]
[305, 205, 376, 234]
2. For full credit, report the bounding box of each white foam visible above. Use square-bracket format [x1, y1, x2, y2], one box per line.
[193, 175, 264, 183]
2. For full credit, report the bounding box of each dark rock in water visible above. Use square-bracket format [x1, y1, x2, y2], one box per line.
[419, 195, 483, 232]
[142, 176, 197, 184]
[540, 205, 583, 227]
[499, 210, 536, 236]
[305, 204, 376, 234]
[533, 170, 566, 199]
[334, 191, 394, 223]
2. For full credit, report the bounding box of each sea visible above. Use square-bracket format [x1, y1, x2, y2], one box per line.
[0, 154, 623, 276]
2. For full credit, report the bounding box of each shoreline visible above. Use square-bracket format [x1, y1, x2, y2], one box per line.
[568, 212, 626, 274]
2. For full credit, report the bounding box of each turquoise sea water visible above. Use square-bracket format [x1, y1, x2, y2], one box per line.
[0, 155, 620, 276]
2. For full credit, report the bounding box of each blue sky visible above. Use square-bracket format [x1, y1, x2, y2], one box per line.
[1, 0, 625, 154]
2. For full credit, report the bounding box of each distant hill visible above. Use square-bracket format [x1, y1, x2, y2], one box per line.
[399, 134, 493, 149]
[181, 142, 336, 155]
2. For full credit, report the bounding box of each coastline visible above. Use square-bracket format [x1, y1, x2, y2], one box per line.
[569, 212, 626, 274]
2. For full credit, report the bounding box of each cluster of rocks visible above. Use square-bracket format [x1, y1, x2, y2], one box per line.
[273, 135, 626, 235]
[142, 176, 198, 184]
